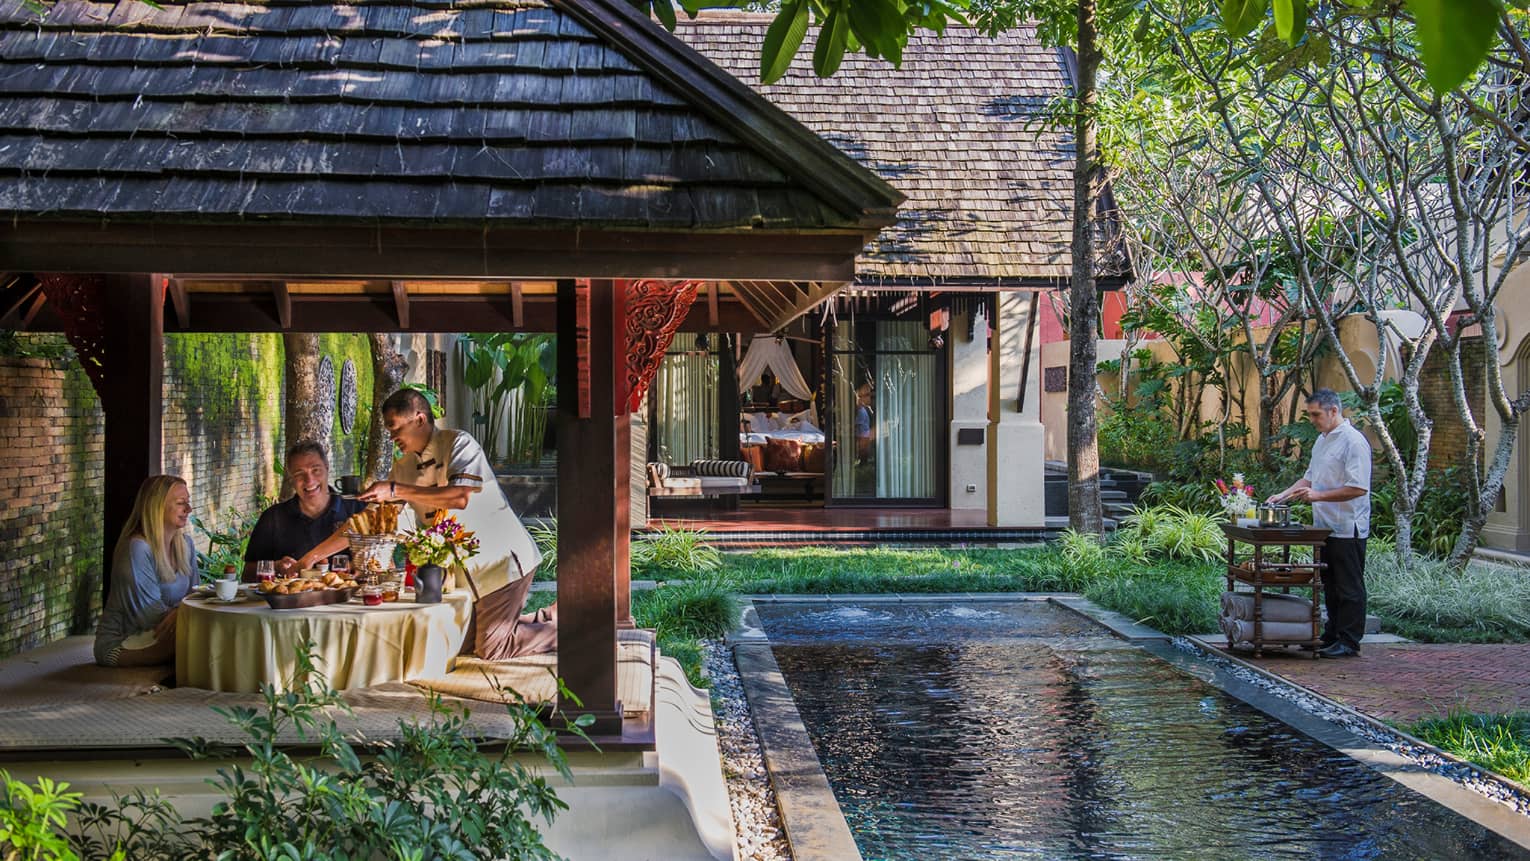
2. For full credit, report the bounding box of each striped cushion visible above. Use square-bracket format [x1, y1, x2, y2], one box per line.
[691, 459, 752, 478]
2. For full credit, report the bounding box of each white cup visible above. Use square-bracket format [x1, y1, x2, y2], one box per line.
[215, 578, 239, 601]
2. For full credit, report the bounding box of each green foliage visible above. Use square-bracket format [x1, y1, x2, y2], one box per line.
[1369, 468, 1471, 559]
[457, 334, 555, 466]
[1406, 711, 1530, 785]
[1367, 550, 1530, 643]
[530, 519, 558, 581]
[632, 578, 740, 687]
[633, 525, 723, 579]
[189, 496, 273, 580]
[1112, 504, 1227, 563]
[1057, 529, 1107, 574]
[69, 644, 585, 860]
[722, 545, 1096, 594]
[0, 771, 88, 861]
[1083, 565, 1223, 635]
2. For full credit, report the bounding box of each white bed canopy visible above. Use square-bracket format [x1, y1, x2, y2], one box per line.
[737, 334, 813, 401]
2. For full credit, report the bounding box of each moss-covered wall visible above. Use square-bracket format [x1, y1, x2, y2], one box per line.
[162, 334, 286, 532]
[0, 351, 104, 656]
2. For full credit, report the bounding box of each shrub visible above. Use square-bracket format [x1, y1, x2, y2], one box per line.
[1058, 529, 1107, 575]
[1367, 551, 1530, 643]
[1111, 504, 1226, 563]
[68, 645, 585, 860]
[190, 496, 273, 579]
[632, 577, 740, 688]
[1083, 563, 1222, 635]
[633, 525, 722, 579]
[0, 771, 84, 860]
[530, 518, 558, 580]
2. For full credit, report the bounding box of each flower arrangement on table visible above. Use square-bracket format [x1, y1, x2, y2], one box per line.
[399, 513, 481, 570]
[1215, 473, 1257, 521]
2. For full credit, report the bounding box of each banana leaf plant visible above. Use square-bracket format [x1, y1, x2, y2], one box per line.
[456, 333, 556, 466]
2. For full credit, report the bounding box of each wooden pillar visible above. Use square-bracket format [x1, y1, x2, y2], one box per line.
[556, 278, 623, 732]
[613, 282, 633, 629]
[101, 274, 164, 602]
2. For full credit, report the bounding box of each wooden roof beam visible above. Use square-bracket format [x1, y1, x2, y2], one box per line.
[167, 278, 191, 328]
[391, 280, 410, 329]
[511, 281, 524, 328]
[273, 281, 292, 329]
[725, 281, 770, 330]
[707, 280, 719, 328]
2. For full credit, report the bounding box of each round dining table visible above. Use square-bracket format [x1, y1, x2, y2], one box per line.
[176, 590, 473, 693]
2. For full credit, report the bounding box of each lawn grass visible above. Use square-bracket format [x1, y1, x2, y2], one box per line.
[1405, 712, 1530, 785]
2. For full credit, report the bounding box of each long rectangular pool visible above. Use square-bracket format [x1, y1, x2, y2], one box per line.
[756, 600, 1530, 860]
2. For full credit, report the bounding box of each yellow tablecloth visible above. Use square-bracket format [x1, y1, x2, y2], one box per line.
[176, 591, 472, 693]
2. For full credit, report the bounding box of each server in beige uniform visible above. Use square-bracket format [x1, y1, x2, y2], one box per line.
[357, 388, 554, 658]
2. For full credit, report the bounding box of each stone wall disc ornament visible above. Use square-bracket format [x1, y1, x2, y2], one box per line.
[316, 355, 337, 433]
[339, 358, 358, 434]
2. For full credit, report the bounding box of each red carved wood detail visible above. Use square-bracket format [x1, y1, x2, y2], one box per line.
[623, 279, 701, 414]
[575, 279, 592, 419]
[38, 274, 111, 397]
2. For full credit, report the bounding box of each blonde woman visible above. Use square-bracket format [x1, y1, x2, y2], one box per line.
[94, 475, 200, 667]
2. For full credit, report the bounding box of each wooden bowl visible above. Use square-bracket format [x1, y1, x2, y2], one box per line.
[262, 587, 355, 610]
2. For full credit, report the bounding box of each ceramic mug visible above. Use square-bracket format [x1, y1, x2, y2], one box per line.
[215, 578, 239, 601]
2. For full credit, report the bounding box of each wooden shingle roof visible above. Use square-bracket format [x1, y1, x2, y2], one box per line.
[0, 0, 901, 236]
[680, 14, 1106, 286]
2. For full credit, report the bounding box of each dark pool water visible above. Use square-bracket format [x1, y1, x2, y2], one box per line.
[757, 601, 1530, 861]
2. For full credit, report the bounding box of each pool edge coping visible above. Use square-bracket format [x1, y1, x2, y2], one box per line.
[731, 634, 865, 861]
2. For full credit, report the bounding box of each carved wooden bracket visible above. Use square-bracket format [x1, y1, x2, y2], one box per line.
[37, 273, 111, 397]
[623, 279, 701, 414]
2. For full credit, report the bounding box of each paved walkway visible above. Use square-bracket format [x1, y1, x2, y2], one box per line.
[1214, 642, 1530, 724]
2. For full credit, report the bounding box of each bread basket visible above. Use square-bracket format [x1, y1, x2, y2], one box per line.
[347, 532, 400, 575]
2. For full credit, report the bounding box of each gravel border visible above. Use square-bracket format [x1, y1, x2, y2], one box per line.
[1173, 636, 1530, 816]
[702, 641, 792, 861]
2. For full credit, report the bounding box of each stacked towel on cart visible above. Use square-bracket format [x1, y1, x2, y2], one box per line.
[1219, 592, 1321, 644]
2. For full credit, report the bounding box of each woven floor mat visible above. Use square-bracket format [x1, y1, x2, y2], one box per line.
[0, 635, 170, 709]
[410, 638, 655, 717]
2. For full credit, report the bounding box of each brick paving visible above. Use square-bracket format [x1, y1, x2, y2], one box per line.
[1215, 642, 1530, 724]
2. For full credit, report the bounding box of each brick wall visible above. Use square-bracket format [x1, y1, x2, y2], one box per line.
[1418, 336, 1486, 470]
[0, 354, 104, 656]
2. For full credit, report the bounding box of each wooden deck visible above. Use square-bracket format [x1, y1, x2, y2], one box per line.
[644, 506, 1063, 544]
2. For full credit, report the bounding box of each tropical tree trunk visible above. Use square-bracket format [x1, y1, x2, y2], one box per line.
[1067, 0, 1103, 534]
[282, 333, 333, 495]
[364, 334, 409, 480]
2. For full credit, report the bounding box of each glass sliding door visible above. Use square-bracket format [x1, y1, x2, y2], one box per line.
[830, 319, 942, 503]
[652, 351, 718, 466]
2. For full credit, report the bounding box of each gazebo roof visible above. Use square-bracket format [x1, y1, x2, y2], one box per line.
[0, 0, 901, 284]
[681, 14, 1126, 287]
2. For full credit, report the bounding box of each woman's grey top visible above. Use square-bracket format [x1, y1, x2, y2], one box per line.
[93, 535, 198, 665]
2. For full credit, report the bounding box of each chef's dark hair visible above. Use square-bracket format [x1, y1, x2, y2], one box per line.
[381, 388, 435, 424]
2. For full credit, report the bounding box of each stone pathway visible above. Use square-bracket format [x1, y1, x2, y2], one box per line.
[1216, 642, 1530, 723]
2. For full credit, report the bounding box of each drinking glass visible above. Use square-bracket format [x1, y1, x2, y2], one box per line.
[255, 560, 275, 583]
[331, 554, 351, 574]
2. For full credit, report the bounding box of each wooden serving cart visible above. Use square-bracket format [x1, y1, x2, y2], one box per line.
[1222, 523, 1330, 657]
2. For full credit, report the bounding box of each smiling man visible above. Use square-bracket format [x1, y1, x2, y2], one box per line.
[243, 441, 367, 580]
[1270, 389, 1373, 658]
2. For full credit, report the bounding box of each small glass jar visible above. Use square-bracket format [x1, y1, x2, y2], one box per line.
[361, 585, 384, 606]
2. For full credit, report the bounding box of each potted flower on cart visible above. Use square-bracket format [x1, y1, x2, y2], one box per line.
[399, 513, 480, 604]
